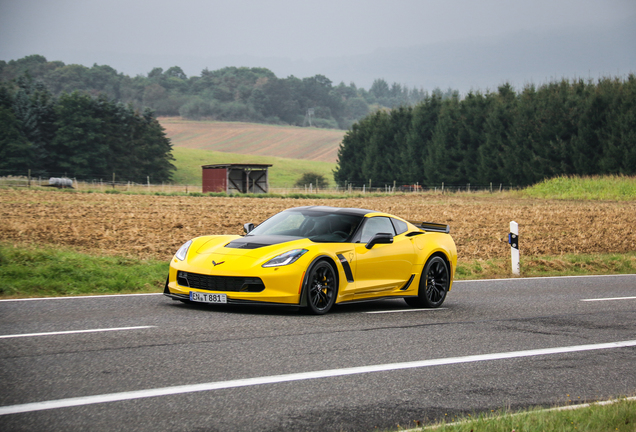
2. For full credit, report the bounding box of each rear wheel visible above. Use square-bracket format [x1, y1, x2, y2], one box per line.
[305, 261, 338, 315]
[405, 256, 449, 308]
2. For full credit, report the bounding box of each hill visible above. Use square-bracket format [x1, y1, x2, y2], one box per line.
[159, 117, 345, 163]
[170, 147, 336, 188]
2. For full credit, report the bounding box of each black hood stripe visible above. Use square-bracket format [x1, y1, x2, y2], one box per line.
[225, 235, 303, 250]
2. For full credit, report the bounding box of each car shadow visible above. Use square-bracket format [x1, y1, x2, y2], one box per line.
[163, 296, 426, 316]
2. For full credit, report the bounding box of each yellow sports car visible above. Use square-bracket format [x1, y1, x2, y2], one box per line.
[164, 206, 457, 314]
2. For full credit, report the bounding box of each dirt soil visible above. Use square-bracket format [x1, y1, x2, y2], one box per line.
[1, 189, 635, 261]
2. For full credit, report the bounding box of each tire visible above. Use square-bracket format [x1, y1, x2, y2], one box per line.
[305, 260, 338, 315]
[405, 256, 449, 308]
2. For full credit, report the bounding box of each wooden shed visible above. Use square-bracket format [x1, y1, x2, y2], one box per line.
[202, 164, 272, 194]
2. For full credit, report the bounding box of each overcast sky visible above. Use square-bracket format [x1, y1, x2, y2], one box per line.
[1, 0, 634, 91]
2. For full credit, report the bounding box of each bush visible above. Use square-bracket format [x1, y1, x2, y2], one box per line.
[294, 172, 329, 188]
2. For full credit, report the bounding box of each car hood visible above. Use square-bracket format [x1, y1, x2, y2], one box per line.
[194, 235, 310, 258]
[183, 235, 315, 275]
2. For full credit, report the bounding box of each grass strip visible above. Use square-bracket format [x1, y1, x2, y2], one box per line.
[0, 243, 168, 298]
[455, 252, 636, 280]
[1, 243, 634, 299]
[400, 396, 636, 432]
[519, 175, 636, 201]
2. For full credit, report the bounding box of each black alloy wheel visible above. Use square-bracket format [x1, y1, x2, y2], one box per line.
[305, 261, 337, 315]
[405, 256, 449, 308]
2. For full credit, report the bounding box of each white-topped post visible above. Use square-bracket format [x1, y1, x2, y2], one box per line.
[510, 221, 520, 275]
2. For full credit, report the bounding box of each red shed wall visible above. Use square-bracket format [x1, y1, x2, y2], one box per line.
[202, 167, 227, 193]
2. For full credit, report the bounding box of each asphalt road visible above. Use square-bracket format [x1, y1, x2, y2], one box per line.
[1, 275, 635, 431]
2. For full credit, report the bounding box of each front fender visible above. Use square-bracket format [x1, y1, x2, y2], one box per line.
[298, 255, 339, 307]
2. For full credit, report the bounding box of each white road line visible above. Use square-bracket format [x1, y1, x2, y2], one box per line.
[581, 296, 636, 302]
[365, 308, 447, 314]
[0, 326, 155, 339]
[453, 274, 636, 283]
[1, 339, 634, 416]
[0, 293, 163, 302]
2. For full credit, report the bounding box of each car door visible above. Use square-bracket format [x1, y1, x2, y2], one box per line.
[351, 216, 417, 297]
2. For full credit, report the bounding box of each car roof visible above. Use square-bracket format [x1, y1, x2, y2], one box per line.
[284, 206, 379, 217]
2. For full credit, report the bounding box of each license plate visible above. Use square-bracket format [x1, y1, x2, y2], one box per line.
[189, 292, 227, 304]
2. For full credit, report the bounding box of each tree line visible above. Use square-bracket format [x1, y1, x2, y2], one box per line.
[0, 75, 175, 182]
[334, 76, 636, 188]
[0, 55, 442, 130]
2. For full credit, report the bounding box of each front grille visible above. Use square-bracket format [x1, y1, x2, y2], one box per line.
[177, 272, 265, 292]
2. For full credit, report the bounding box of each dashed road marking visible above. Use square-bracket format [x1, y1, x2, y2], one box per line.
[0, 326, 155, 339]
[581, 296, 636, 302]
[365, 307, 447, 314]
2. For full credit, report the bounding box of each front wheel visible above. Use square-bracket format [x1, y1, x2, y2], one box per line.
[305, 261, 338, 315]
[405, 256, 449, 308]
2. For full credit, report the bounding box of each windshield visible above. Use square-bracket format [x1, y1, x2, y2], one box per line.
[248, 210, 363, 243]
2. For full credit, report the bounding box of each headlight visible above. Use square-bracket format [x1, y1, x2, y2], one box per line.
[175, 240, 193, 261]
[262, 249, 308, 268]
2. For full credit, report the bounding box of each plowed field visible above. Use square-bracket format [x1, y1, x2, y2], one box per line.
[160, 118, 345, 163]
[1, 189, 635, 261]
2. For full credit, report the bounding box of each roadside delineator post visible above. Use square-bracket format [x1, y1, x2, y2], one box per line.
[509, 221, 520, 275]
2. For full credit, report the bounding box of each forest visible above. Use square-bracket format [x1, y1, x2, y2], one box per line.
[334, 76, 636, 188]
[0, 75, 175, 182]
[4, 55, 633, 188]
[0, 55, 440, 130]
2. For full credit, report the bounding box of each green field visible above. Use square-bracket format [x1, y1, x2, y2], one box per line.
[520, 175, 636, 200]
[171, 146, 337, 188]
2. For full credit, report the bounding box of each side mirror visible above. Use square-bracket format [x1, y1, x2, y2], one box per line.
[365, 232, 393, 249]
[243, 223, 255, 234]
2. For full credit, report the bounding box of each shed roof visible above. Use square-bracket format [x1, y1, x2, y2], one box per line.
[201, 163, 272, 169]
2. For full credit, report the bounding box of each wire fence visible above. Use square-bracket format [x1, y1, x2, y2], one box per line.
[0, 176, 203, 194]
[0, 175, 518, 195]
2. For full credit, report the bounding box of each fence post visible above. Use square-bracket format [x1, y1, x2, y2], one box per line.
[441, 182, 444, 194]
[509, 221, 520, 275]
